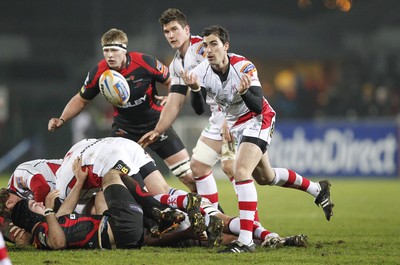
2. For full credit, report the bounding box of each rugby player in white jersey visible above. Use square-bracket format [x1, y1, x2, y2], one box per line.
[0, 159, 62, 243]
[0, 159, 62, 212]
[139, 8, 233, 210]
[181, 25, 334, 253]
[55, 137, 210, 235]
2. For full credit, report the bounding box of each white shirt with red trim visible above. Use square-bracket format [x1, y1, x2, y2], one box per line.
[190, 53, 275, 127]
[7, 159, 62, 200]
[55, 137, 154, 200]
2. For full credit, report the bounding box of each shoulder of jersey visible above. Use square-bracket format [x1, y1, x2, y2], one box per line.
[229, 53, 257, 75]
[190, 35, 205, 57]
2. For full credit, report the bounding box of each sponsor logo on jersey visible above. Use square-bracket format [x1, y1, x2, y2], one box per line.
[15, 176, 28, 189]
[80, 86, 86, 94]
[196, 44, 206, 57]
[240, 62, 257, 75]
[112, 160, 131, 174]
[124, 94, 147, 108]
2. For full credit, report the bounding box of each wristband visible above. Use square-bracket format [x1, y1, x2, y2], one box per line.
[59, 118, 65, 124]
[190, 87, 201, 92]
[44, 208, 55, 216]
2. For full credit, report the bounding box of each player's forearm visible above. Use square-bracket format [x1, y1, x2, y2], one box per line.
[240, 86, 263, 114]
[59, 93, 89, 122]
[56, 180, 85, 216]
[190, 88, 206, 115]
[46, 214, 66, 249]
[154, 93, 185, 134]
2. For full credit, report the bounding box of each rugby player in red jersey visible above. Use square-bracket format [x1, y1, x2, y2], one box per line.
[48, 28, 196, 192]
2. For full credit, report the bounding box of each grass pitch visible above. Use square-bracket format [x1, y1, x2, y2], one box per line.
[4, 177, 400, 265]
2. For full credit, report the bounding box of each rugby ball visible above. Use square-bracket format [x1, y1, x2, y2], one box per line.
[99, 70, 130, 107]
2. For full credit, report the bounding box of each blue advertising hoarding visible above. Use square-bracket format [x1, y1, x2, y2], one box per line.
[268, 120, 399, 178]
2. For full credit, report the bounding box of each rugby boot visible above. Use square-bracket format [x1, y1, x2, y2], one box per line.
[283, 234, 308, 247]
[185, 193, 206, 233]
[206, 215, 224, 247]
[315, 180, 334, 221]
[218, 240, 256, 253]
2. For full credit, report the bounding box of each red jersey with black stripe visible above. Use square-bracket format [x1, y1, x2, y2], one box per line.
[80, 52, 170, 126]
[32, 214, 106, 249]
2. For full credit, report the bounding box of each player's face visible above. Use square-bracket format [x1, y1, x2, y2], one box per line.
[5, 193, 21, 210]
[28, 200, 45, 215]
[203, 34, 229, 68]
[163, 21, 190, 50]
[103, 48, 127, 71]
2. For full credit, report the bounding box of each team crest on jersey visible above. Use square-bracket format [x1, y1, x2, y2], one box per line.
[156, 60, 169, 78]
[240, 62, 257, 75]
[112, 160, 131, 174]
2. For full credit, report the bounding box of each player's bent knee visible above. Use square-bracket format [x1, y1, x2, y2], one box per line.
[103, 169, 124, 189]
[221, 160, 235, 179]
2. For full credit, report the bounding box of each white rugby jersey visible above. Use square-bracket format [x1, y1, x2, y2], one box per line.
[170, 35, 205, 86]
[56, 137, 154, 200]
[190, 53, 275, 126]
[169, 35, 220, 114]
[8, 159, 62, 200]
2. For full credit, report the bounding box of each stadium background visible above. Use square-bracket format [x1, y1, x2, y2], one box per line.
[0, 0, 398, 178]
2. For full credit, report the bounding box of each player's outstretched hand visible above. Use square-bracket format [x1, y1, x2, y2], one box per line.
[138, 130, 160, 148]
[48, 118, 64, 132]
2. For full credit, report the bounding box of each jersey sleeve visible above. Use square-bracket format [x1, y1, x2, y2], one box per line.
[141, 54, 170, 84]
[80, 65, 104, 100]
[29, 175, 51, 203]
[239, 61, 261, 87]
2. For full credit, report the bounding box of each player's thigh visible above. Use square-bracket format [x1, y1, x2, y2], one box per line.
[191, 135, 221, 169]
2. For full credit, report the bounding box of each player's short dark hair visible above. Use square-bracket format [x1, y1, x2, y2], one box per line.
[202, 25, 230, 44]
[159, 8, 188, 28]
[11, 200, 44, 232]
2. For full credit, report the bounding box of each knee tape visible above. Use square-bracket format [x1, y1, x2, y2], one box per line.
[220, 141, 236, 161]
[169, 159, 192, 178]
[192, 140, 220, 167]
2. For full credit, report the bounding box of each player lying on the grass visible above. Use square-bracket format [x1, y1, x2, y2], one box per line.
[10, 158, 188, 250]
[54, 136, 207, 234]
[0, 159, 62, 213]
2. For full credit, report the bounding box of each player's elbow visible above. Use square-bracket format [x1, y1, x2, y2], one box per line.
[49, 236, 67, 250]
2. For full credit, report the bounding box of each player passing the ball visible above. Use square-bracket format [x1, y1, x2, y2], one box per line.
[48, 28, 197, 192]
[181, 25, 334, 253]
